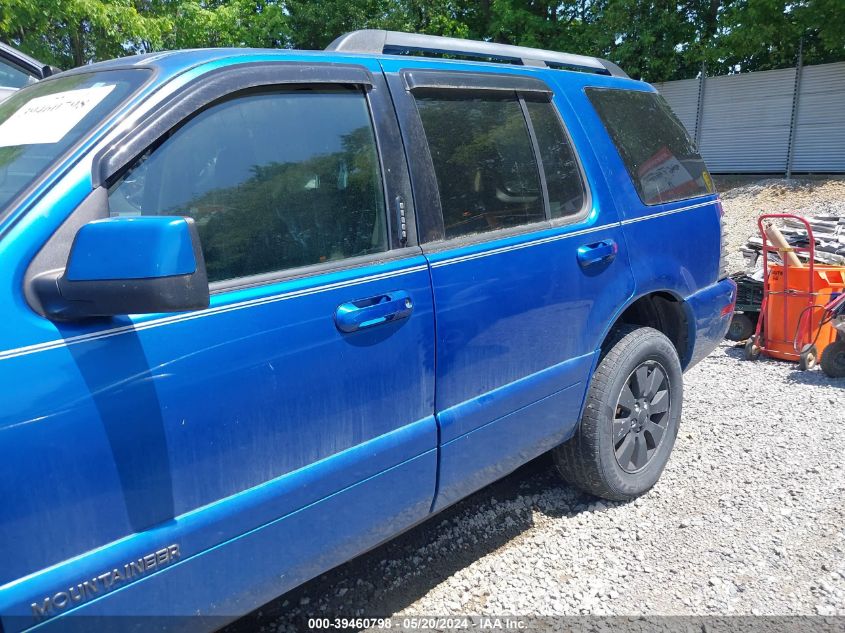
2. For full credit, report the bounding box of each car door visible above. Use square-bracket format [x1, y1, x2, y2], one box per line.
[0, 60, 437, 626]
[383, 61, 635, 510]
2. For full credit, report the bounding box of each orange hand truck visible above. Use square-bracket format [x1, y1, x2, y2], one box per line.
[744, 213, 845, 370]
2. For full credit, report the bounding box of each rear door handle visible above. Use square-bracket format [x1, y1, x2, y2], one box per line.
[335, 290, 414, 333]
[577, 239, 617, 268]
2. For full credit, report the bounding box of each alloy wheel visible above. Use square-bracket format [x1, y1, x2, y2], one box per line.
[613, 360, 671, 473]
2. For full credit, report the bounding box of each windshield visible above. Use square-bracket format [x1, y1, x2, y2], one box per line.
[0, 69, 148, 214]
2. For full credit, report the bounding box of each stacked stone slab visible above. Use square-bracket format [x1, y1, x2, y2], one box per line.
[742, 213, 845, 270]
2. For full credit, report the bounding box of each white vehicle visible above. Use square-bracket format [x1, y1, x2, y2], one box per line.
[0, 42, 55, 102]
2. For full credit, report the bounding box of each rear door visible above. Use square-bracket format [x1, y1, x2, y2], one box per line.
[0, 60, 437, 625]
[382, 61, 635, 509]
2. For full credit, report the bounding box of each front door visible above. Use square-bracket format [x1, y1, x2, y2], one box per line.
[0, 60, 437, 623]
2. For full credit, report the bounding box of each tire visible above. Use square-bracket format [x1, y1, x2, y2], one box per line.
[553, 325, 683, 501]
[798, 344, 817, 371]
[744, 338, 761, 361]
[820, 340, 845, 378]
[726, 313, 754, 341]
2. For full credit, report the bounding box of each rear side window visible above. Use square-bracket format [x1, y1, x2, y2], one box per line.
[526, 100, 586, 219]
[109, 86, 387, 283]
[586, 88, 714, 205]
[415, 93, 544, 239]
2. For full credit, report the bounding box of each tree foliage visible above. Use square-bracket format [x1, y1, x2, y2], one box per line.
[710, 0, 845, 74]
[0, 0, 842, 82]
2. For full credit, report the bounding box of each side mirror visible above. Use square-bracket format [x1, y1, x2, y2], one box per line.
[36, 216, 210, 320]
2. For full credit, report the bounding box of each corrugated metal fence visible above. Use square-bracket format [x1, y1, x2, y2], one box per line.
[654, 61, 845, 174]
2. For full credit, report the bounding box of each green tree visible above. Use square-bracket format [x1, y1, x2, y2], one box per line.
[284, 0, 469, 49]
[1, 0, 843, 81]
[709, 0, 845, 74]
[0, 0, 172, 67]
[0, 0, 288, 67]
[161, 0, 288, 49]
[592, 0, 699, 81]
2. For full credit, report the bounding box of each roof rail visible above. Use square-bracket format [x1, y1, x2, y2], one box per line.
[326, 29, 628, 79]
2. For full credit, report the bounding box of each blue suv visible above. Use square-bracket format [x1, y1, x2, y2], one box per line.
[0, 30, 736, 631]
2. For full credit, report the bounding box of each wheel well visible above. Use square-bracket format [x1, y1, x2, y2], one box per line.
[609, 293, 690, 366]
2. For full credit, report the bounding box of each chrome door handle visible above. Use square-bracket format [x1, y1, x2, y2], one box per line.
[334, 291, 413, 333]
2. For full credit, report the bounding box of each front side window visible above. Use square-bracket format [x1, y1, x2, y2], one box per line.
[586, 88, 714, 205]
[109, 86, 387, 283]
[415, 93, 544, 240]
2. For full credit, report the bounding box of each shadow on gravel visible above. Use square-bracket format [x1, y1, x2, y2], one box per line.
[223, 455, 608, 633]
[725, 341, 844, 385]
[723, 344, 750, 361]
[722, 342, 845, 385]
[783, 370, 845, 386]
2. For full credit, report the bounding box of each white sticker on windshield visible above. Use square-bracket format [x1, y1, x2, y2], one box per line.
[0, 84, 115, 147]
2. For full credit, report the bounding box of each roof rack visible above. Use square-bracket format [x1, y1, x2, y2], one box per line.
[326, 30, 628, 79]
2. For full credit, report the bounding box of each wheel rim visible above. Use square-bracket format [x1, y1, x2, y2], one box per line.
[729, 315, 750, 340]
[613, 360, 671, 473]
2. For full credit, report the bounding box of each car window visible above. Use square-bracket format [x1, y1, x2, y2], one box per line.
[109, 86, 387, 284]
[0, 57, 38, 89]
[525, 100, 586, 219]
[0, 69, 146, 216]
[415, 93, 544, 240]
[586, 87, 714, 205]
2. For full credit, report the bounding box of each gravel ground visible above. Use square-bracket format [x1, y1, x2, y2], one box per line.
[229, 178, 845, 633]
